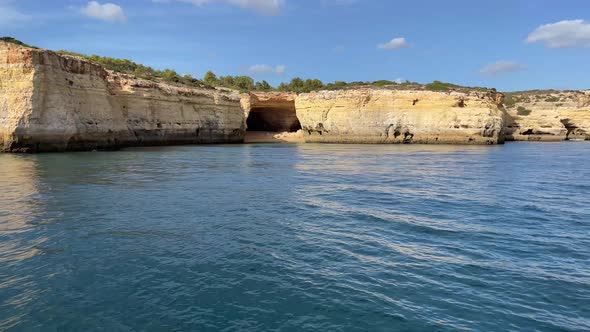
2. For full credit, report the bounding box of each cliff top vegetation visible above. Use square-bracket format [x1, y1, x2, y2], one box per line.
[3, 37, 495, 94]
[56, 50, 211, 89]
[0, 36, 39, 49]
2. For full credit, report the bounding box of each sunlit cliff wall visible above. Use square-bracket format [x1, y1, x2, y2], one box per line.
[295, 89, 506, 144]
[0, 41, 245, 152]
[503, 91, 590, 141]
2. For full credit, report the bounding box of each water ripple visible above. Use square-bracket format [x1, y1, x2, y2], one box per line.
[0, 143, 589, 331]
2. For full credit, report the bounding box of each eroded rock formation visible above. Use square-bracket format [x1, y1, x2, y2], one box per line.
[295, 89, 506, 144]
[503, 91, 590, 141]
[241, 92, 300, 132]
[0, 41, 245, 152]
[2, 40, 590, 152]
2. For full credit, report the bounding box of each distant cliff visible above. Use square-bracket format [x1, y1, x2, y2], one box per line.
[0, 41, 244, 152]
[503, 90, 590, 141]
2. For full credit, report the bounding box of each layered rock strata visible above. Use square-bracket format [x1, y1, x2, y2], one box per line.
[0, 41, 245, 152]
[3, 40, 590, 152]
[503, 91, 590, 141]
[295, 89, 506, 144]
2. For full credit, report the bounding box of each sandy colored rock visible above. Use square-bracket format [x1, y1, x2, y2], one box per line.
[0, 41, 245, 152]
[241, 91, 297, 114]
[295, 89, 506, 144]
[243, 130, 304, 143]
[504, 91, 590, 141]
[3, 40, 590, 152]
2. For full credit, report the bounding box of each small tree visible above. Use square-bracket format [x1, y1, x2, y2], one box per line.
[161, 69, 180, 83]
[204, 71, 218, 86]
[255, 80, 273, 91]
[277, 82, 289, 91]
[303, 79, 324, 92]
[219, 76, 235, 88]
[287, 78, 305, 92]
[235, 76, 255, 92]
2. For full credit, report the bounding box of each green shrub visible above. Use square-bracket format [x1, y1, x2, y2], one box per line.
[204, 71, 219, 86]
[159, 69, 180, 83]
[425, 80, 451, 91]
[180, 74, 198, 85]
[545, 96, 560, 102]
[277, 78, 324, 93]
[133, 66, 155, 79]
[0, 37, 38, 49]
[254, 80, 273, 91]
[372, 80, 395, 87]
[218, 75, 235, 87]
[202, 71, 273, 92]
[56, 50, 201, 85]
[504, 95, 517, 108]
[304, 79, 324, 92]
[234, 76, 255, 92]
[324, 81, 348, 90]
[517, 106, 532, 116]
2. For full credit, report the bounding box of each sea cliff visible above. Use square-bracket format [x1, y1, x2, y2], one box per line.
[295, 89, 506, 144]
[504, 90, 590, 141]
[2, 40, 590, 152]
[0, 41, 244, 152]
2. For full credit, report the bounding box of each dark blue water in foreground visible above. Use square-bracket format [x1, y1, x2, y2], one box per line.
[0, 143, 589, 331]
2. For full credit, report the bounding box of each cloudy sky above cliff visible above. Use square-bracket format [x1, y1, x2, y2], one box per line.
[2, 0, 590, 90]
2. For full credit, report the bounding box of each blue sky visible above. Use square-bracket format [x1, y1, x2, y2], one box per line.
[1, 0, 590, 91]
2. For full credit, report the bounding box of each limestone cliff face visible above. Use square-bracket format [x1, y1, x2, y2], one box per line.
[0, 41, 244, 152]
[295, 89, 505, 144]
[4, 41, 589, 152]
[0, 42, 35, 150]
[504, 91, 590, 141]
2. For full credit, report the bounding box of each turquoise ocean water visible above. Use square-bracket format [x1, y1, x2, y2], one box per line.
[0, 143, 589, 331]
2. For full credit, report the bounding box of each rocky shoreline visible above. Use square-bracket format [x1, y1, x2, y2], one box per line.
[1, 41, 588, 152]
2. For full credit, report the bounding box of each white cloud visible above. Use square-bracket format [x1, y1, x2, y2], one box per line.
[247, 64, 286, 75]
[81, 1, 126, 23]
[0, 4, 31, 25]
[479, 61, 525, 76]
[229, 0, 283, 14]
[526, 19, 590, 48]
[378, 37, 409, 50]
[154, 0, 284, 15]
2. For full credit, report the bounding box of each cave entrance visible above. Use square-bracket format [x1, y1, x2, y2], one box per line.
[245, 102, 303, 143]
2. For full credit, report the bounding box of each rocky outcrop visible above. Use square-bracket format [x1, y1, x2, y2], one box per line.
[241, 91, 297, 114]
[0, 41, 245, 152]
[295, 89, 506, 144]
[503, 91, 590, 141]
